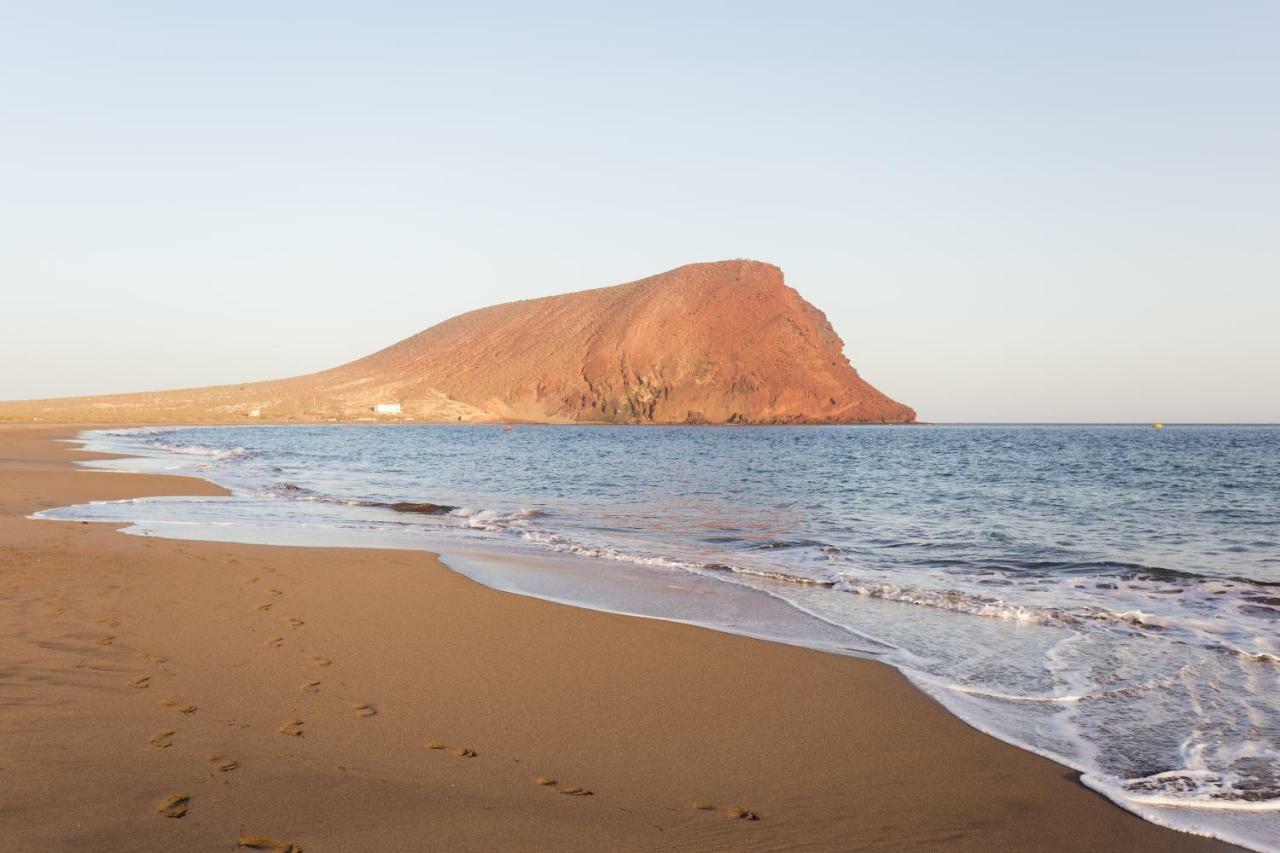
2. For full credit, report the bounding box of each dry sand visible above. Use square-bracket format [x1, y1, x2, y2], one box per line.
[0, 426, 1238, 851]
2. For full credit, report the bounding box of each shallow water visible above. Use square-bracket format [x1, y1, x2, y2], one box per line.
[39, 424, 1280, 850]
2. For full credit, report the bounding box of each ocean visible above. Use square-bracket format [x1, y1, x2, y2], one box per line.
[39, 424, 1279, 850]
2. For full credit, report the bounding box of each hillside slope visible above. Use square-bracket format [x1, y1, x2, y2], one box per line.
[0, 260, 915, 424]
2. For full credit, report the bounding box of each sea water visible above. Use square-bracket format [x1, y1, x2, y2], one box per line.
[38, 424, 1280, 850]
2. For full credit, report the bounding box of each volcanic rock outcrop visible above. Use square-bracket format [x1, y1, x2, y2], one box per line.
[0, 260, 915, 424]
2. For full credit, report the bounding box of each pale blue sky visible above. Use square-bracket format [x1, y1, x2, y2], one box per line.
[2, 2, 1276, 421]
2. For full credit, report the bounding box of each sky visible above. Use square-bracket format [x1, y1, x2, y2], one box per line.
[2, 2, 1277, 422]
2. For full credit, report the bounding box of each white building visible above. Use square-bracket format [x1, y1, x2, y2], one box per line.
[373, 403, 402, 415]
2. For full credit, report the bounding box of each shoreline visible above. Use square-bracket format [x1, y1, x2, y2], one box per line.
[0, 424, 1242, 851]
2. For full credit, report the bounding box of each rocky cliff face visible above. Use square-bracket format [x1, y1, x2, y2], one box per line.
[0, 260, 916, 424]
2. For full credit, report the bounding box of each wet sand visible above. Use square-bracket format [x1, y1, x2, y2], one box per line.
[0, 425, 1238, 851]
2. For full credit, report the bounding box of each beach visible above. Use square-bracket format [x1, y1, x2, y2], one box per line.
[0, 425, 1240, 852]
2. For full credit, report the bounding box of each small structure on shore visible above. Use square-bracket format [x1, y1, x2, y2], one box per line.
[373, 403, 402, 415]
[248, 408, 261, 418]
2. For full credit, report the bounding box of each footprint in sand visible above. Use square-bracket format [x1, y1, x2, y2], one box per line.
[156, 793, 190, 818]
[533, 775, 591, 795]
[266, 588, 283, 597]
[140, 652, 169, 664]
[256, 603, 274, 612]
[149, 730, 176, 748]
[45, 606, 64, 617]
[237, 835, 302, 852]
[299, 680, 321, 693]
[278, 719, 305, 737]
[98, 617, 121, 627]
[94, 635, 115, 646]
[265, 637, 284, 648]
[159, 699, 197, 714]
[423, 741, 477, 757]
[208, 754, 239, 772]
[352, 703, 377, 717]
[128, 675, 151, 689]
[689, 801, 759, 819]
[308, 656, 331, 667]
[283, 617, 304, 628]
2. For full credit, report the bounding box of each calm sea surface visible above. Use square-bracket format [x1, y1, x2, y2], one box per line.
[41, 425, 1280, 850]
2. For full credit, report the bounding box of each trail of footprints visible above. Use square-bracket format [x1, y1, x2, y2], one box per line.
[119, 569, 761, 848]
